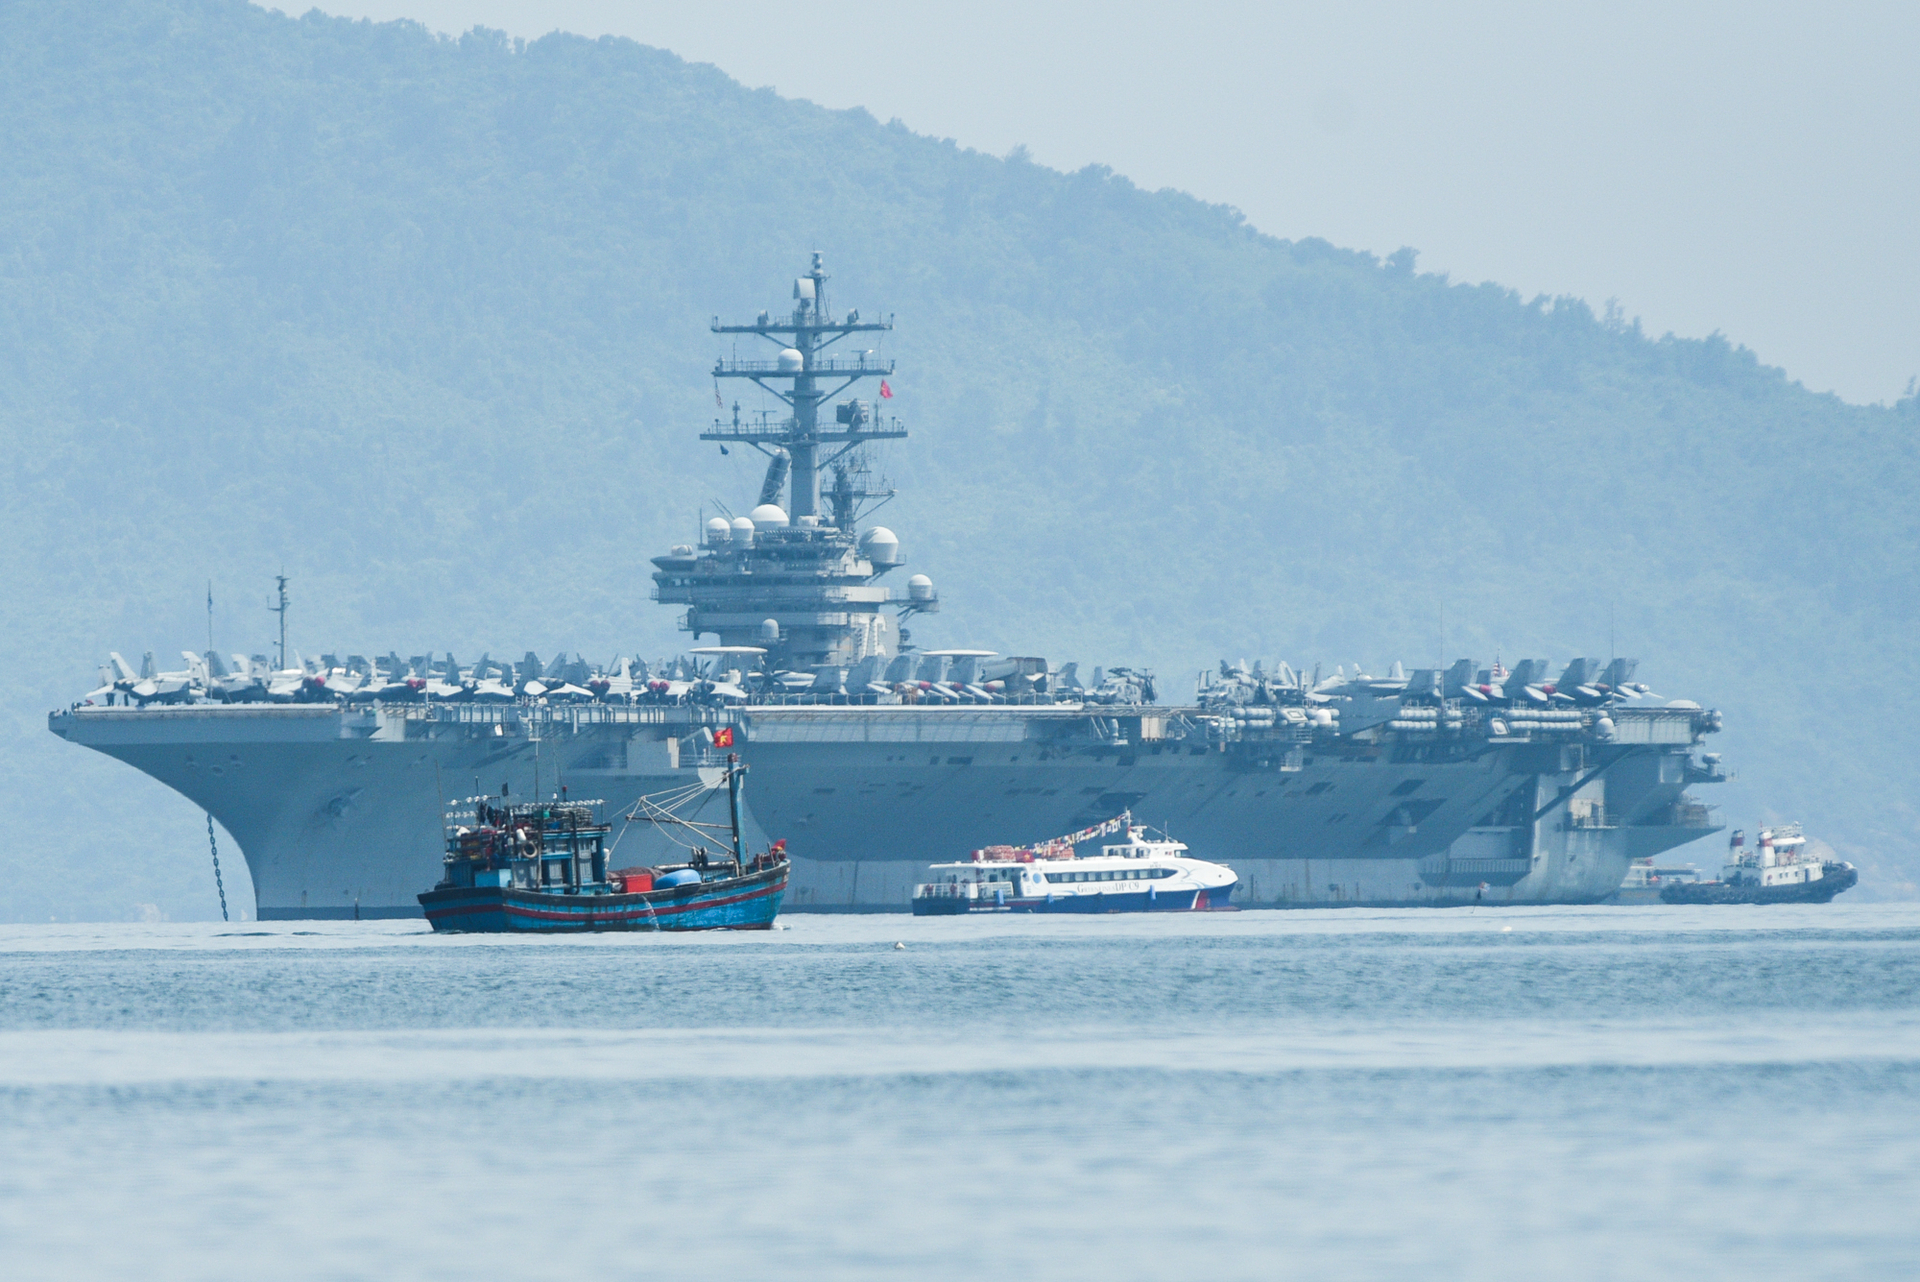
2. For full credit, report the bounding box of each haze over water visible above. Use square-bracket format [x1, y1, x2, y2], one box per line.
[5, 907, 1918, 1279]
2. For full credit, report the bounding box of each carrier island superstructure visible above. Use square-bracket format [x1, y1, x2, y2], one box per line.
[48, 257, 1728, 916]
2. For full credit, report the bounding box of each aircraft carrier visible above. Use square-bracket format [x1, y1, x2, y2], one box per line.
[48, 257, 1728, 916]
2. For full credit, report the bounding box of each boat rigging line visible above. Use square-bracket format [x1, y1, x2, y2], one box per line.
[606, 776, 727, 857]
[612, 769, 745, 857]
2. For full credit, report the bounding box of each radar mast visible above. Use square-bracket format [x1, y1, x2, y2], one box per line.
[705, 252, 904, 518]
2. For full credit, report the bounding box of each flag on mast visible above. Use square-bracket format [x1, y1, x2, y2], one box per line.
[879, 379, 893, 399]
[715, 382, 724, 408]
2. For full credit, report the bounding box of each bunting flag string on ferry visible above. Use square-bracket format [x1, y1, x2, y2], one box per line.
[1027, 811, 1130, 857]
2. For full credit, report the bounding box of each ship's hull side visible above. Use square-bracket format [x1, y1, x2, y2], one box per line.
[50, 703, 1721, 915]
[742, 709, 1719, 908]
[420, 865, 788, 931]
[51, 706, 736, 919]
[910, 885, 1230, 915]
[1658, 864, 1858, 905]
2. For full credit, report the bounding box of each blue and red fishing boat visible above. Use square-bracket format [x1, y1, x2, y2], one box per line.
[420, 754, 788, 932]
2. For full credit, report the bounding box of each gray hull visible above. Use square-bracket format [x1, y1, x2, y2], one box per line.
[49, 701, 1721, 916]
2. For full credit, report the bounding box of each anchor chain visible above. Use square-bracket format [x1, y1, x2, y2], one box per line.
[206, 812, 229, 922]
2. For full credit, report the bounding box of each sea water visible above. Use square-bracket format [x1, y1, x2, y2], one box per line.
[3, 905, 1918, 1280]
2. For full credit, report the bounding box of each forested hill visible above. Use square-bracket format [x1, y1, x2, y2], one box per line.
[2, 0, 1915, 919]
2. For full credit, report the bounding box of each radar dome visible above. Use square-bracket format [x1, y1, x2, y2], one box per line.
[860, 527, 901, 565]
[730, 516, 755, 547]
[705, 517, 731, 545]
[749, 504, 789, 528]
[759, 618, 780, 643]
[777, 348, 804, 373]
[908, 573, 934, 601]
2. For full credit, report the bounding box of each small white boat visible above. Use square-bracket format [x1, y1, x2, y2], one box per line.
[1608, 856, 1703, 904]
[912, 814, 1237, 915]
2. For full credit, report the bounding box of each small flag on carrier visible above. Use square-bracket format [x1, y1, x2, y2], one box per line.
[879, 379, 893, 399]
[713, 726, 735, 748]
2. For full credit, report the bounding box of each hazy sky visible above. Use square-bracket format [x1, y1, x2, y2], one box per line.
[310, 1, 1919, 406]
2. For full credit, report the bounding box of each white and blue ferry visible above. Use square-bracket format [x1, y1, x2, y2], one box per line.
[912, 814, 1237, 914]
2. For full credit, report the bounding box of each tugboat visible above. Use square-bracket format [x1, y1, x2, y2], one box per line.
[419, 754, 789, 931]
[1659, 825, 1857, 905]
[911, 813, 1237, 914]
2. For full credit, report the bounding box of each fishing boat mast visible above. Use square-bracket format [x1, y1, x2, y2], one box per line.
[725, 753, 748, 865]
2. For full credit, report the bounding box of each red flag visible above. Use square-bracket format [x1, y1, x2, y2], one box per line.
[879, 379, 893, 399]
[713, 726, 735, 748]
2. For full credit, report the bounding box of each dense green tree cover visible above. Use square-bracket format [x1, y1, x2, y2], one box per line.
[1, 0, 1914, 918]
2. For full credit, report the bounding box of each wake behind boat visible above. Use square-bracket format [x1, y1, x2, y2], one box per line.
[420, 754, 788, 931]
[912, 813, 1236, 914]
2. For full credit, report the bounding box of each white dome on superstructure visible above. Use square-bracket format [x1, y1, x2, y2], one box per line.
[859, 526, 901, 564]
[907, 573, 935, 601]
[730, 516, 756, 547]
[777, 348, 804, 373]
[705, 517, 732, 545]
[750, 504, 789, 528]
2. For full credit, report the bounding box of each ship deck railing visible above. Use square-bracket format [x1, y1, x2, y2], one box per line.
[651, 584, 916, 604]
[914, 882, 992, 900]
[1566, 812, 1618, 831]
[368, 702, 735, 730]
[715, 356, 895, 376]
[54, 695, 1183, 719]
[746, 692, 1081, 708]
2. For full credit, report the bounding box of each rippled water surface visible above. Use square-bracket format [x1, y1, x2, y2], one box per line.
[4, 904, 1919, 1280]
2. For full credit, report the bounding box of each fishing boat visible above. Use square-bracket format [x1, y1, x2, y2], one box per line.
[419, 754, 788, 931]
[911, 812, 1237, 915]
